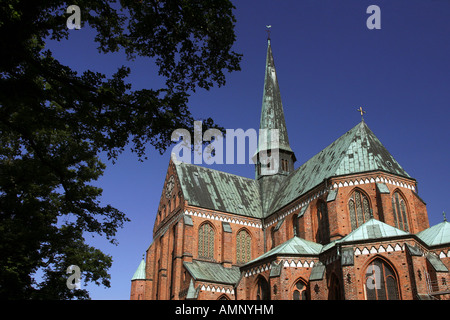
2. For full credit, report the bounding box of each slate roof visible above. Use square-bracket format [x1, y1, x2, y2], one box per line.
[174, 159, 262, 218]
[244, 236, 323, 266]
[267, 121, 411, 215]
[131, 259, 146, 280]
[183, 260, 241, 285]
[416, 221, 450, 247]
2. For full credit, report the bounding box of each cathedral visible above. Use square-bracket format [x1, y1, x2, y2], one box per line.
[130, 39, 450, 300]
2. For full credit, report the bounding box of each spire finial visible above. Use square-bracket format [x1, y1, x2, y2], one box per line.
[266, 25, 272, 41]
[356, 107, 366, 121]
[444, 211, 447, 222]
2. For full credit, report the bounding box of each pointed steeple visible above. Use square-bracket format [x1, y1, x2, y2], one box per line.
[131, 258, 146, 281]
[256, 39, 296, 180]
[259, 39, 293, 154]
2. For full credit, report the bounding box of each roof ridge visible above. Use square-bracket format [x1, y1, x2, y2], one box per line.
[265, 124, 358, 214]
[325, 122, 363, 176]
[175, 160, 257, 182]
[265, 121, 412, 216]
[283, 122, 361, 180]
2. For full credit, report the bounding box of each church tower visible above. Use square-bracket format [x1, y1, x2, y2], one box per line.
[255, 39, 296, 181]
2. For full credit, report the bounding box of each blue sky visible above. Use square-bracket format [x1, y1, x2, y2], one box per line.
[46, 0, 450, 299]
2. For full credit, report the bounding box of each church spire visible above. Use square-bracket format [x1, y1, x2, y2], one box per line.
[259, 39, 293, 154]
[256, 37, 296, 179]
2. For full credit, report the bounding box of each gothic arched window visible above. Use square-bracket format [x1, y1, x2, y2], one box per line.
[392, 192, 409, 232]
[270, 227, 276, 249]
[316, 201, 330, 244]
[348, 189, 371, 230]
[292, 279, 308, 300]
[364, 258, 399, 300]
[256, 277, 270, 300]
[198, 223, 215, 259]
[292, 214, 299, 237]
[236, 229, 251, 264]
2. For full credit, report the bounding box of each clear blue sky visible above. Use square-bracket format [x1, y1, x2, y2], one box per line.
[46, 0, 450, 299]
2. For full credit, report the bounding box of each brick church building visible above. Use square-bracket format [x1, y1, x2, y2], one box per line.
[130, 39, 450, 300]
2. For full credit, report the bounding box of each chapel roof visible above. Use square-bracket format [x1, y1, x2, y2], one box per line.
[266, 120, 412, 216]
[244, 236, 323, 267]
[183, 260, 241, 285]
[416, 220, 450, 247]
[339, 218, 410, 243]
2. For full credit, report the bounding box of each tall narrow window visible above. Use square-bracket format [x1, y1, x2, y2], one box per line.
[348, 190, 371, 230]
[364, 259, 399, 300]
[256, 277, 270, 300]
[292, 214, 299, 237]
[292, 279, 308, 300]
[270, 227, 276, 249]
[316, 201, 330, 244]
[281, 159, 289, 171]
[236, 229, 251, 264]
[198, 223, 215, 259]
[169, 223, 178, 299]
[392, 192, 409, 232]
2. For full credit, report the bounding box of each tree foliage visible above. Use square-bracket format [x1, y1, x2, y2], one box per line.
[0, 0, 241, 299]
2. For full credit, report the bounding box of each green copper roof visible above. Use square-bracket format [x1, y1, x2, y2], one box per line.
[267, 121, 411, 215]
[257, 40, 293, 155]
[183, 260, 241, 285]
[245, 236, 323, 266]
[426, 253, 448, 272]
[340, 218, 409, 242]
[309, 262, 326, 281]
[174, 160, 262, 218]
[186, 279, 200, 299]
[258, 174, 285, 217]
[131, 259, 146, 280]
[416, 221, 450, 247]
[376, 182, 390, 194]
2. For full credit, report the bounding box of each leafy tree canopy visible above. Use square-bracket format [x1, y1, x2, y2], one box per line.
[0, 0, 241, 299]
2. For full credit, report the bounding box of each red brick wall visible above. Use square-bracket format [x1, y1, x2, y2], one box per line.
[130, 280, 147, 300]
[132, 163, 446, 300]
[263, 172, 428, 249]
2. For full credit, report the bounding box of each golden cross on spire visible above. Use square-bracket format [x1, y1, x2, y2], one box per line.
[356, 107, 366, 121]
